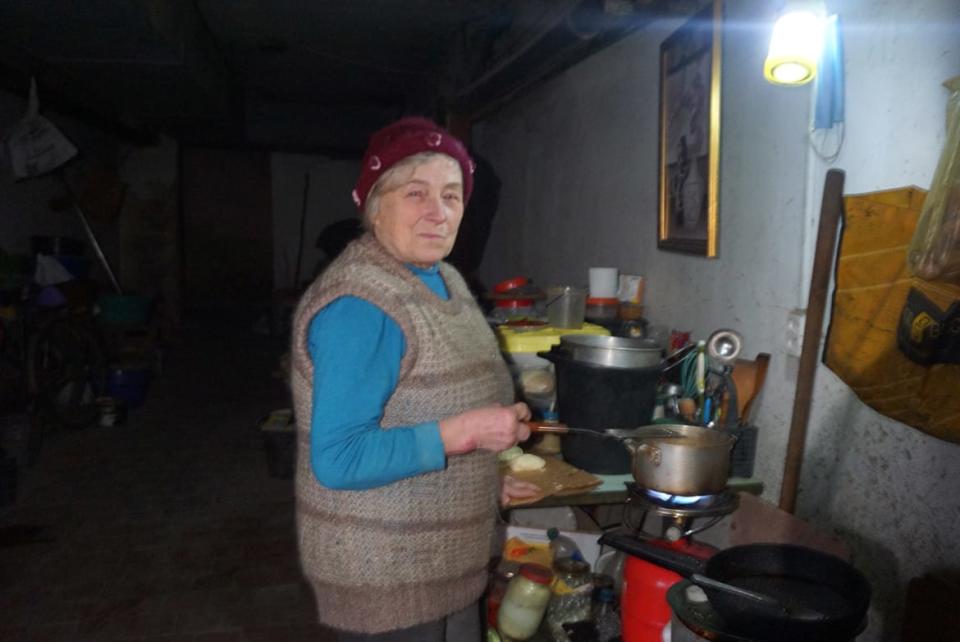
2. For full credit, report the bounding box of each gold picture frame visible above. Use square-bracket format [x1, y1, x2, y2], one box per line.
[658, 0, 722, 257]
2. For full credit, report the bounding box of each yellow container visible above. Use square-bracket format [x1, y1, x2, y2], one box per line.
[496, 323, 610, 415]
[496, 323, 610, 355]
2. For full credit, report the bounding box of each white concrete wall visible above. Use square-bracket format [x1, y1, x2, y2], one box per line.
[270, 153, 359, 290]
[474, 1, 960, 639]
[797, 1, 960, 637]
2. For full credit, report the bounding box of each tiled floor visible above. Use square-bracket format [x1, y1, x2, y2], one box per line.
[0, 320, 336, 642]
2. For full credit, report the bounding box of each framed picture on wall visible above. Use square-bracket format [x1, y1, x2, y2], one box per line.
[658, 0, 722, 257]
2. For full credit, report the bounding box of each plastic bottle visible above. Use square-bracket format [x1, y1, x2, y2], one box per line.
[547, 527, 585, 563]
[545, 558, 593, 641]
[594, 588, 621, 642]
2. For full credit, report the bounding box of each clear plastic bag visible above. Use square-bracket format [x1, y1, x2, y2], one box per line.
[908, 77, 960, 284]
[3, 78, 77, 179]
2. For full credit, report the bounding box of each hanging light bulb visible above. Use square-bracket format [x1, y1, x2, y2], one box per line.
[764, 2, 825, 85]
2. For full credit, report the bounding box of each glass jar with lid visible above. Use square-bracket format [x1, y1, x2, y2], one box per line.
[487, 561, 520, 629]
[545, 558, 593, 641]
[497, 563, 553, 640]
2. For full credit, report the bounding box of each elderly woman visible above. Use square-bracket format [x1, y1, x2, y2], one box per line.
[290, 117, 538, 642]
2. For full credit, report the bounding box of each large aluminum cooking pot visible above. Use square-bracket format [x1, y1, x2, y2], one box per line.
[623, 424, 736, 495]
[537, 346, 659, 473]
[557, 335, 662, 369]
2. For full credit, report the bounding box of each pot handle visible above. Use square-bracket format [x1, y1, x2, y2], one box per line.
[623, 438, 661, 466]
[536, 347, 570, 363]
[660, 343, 698, 372]
[526, 421, 569, 434]
[598, 533, 704, 577]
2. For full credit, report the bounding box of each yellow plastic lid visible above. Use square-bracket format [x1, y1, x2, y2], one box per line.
[496, 322, 610, 354]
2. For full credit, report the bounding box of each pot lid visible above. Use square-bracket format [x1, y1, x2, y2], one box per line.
[559, 334, 661, 352]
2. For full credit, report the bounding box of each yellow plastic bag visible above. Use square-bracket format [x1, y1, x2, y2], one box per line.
[826, 187, 960, 444]
[502, 536, 553, 568]
[908, 77, 960, 284]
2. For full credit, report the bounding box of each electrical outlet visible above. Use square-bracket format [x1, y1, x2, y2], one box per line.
[785, 309, 805, 357]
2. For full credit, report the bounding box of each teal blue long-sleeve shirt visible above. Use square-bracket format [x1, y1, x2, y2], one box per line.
[306, 264, 450, 490]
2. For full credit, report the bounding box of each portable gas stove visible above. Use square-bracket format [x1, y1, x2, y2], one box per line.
[608, 483, 740, 642]
[623, 482, 739, 541]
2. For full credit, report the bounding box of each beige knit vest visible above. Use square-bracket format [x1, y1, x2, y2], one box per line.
[290, 234, 514, 634]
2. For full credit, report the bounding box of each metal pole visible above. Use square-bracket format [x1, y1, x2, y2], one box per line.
[60, 173, 123, 294]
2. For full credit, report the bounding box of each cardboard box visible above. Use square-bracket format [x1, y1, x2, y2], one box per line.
[500, 525, 603, 568]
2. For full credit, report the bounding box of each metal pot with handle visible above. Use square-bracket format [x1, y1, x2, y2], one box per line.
[623, 423, 735, 495]
[528, 422, 735, 495]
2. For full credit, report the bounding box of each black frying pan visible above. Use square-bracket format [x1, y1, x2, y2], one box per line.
[600, 533, 870, 641]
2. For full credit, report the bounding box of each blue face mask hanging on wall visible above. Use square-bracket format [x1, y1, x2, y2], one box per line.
[814, 15, 844, 130]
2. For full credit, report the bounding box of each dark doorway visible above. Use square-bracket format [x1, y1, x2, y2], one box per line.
[180, 149, 273, 316]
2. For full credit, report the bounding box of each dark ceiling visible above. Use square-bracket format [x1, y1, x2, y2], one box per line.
[0, 0, 692, 153]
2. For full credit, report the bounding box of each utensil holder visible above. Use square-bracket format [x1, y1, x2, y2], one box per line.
[729, 424, 758, 478]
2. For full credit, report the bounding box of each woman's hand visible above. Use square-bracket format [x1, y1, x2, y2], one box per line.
[500, 474, 542, 506]
[439, 402, 531, 456]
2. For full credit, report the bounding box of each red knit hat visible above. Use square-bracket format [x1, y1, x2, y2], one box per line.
[352, 116, 475, 211]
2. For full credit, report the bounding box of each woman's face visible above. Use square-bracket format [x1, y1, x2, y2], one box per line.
[372, 155, 464, 268]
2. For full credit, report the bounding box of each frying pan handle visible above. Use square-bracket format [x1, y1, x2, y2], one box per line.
[690, 573, 785, 609]
[526, 421, 569, 434]
[598, 533, 705, 577]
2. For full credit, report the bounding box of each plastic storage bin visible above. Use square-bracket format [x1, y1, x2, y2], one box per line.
[496, 323, 611, 362]
[106, 366, 151, 408]
[99, 294, 153, 325]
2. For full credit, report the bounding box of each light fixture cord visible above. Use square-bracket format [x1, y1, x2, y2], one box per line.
[809, 122, 845, 163]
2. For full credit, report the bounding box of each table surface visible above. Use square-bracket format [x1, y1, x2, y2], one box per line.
[518, 475, 763, 508]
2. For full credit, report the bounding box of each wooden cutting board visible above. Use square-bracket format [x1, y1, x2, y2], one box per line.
[500, 455, 602, 507]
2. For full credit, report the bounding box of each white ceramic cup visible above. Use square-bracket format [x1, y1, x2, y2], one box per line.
[588, 267, 619, 299]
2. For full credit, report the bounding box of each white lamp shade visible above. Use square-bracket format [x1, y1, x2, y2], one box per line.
[764, 9, 824, 85]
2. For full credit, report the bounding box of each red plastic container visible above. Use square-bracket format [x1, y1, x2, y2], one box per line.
[495, 298, 535, 309]
[621, 539, 716, 642]
[493, 276, 529, 293]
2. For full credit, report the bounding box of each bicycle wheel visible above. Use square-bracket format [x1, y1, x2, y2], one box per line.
[27, 317, 106, 430]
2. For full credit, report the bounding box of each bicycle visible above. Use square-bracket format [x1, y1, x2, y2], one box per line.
[0, 287, 106, 471]
[26, 303, 106, 431]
